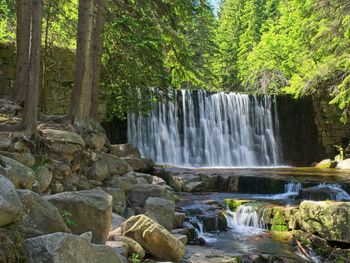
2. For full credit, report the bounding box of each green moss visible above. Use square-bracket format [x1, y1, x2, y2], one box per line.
[271, 207, 288, 232]
[223, 199, 254, 211]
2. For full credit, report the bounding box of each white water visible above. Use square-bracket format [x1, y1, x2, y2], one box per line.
[225, 205, 267, 231]
[188, 216, 217, 243]
[128, 90, 282, 167]
[314, 183, 350, 200]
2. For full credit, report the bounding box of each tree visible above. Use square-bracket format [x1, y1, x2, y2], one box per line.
[70, 0, 106, 127]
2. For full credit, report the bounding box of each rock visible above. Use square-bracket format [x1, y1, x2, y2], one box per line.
[128, 184, 175, 208]
[80, 231, 93, 242]
[299, 201, 350, 243]
[110, 213, 125, 231]
[25, 232, 121, 263]
[107, 172, 137, 193]
[174, 212, 186, 228]
[85, 133, 107, 151]
[0, 228, 27, 263]
[110, 144, 141, 158]
[44, 189, 113, 244]
[183, 181, 204, 192]
[39, 128, 85, 147]
[113, 236, 146, 260]
[298, 185, 350, 201]
[88, 159, 109, 182]
[0, 155, 35, 189]
[144, 197, 175, 230]
[106, 241, 129, 257]
[134, 172, 153, 183]
[0, 151, 36, 167]
[0, 175, 23, 227]
[35, 165, 52, 193]
[141, 158, 155, 173]
[121, 214, 185, 261]
[122, 157, 144, 172]
[174, 234, 188, 245]
[152, 176, 167, 186]
[336, 159, 350, 170]
[99, 152, 130, 175]
[315, 159, 333, 169]
[171, 173, 201, 192]
[104, 187, 126, 214]
[17, 190, 71, 238]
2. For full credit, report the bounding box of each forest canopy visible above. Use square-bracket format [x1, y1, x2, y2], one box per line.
[0, 0, 349, 122]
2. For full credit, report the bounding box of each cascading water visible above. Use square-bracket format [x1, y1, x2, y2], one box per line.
[225, 205, 266, 230]
[128, 90, 282, 167]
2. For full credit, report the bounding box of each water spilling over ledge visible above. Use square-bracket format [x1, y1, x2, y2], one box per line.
[128, 90, 283, 167]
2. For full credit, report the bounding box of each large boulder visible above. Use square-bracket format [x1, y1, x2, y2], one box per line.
[144, 197, 175, 231]
[99, 153, 130, 175]
[39, 128, 85, 147]
[336, 159, 350, 170]
[0, 228, 27, 263]
[0, 151, 36, 168]
[17, 190, 70, 238]
[121, 157, 144, 172]
[88, 159, 109, 182]
[315, 159, 333, 169]
[0, 175, 23, 227]
[25, 232, 121, 263]
[85, 132, 107, 151]
[35, 165, 52, 193]
[120, 215, 185, 261]
[299, 201, 350, 243]
[0, 155, 35, 189]
[44, 190, 113, 244]
[110, 144, 141, 158]
[107, 172, 137, 193]
[128, 184, 175, 208]
[104, 188, 126, 214]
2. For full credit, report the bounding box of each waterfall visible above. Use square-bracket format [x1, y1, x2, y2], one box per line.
[225, 205, 266, 229]
[128, 90, 282, 167]
[315, 183, 350, 201]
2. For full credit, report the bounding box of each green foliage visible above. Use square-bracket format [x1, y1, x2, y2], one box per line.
[214, 0, 350, 122]
[271, 208, 288, 231]
[60, 210, 77, 226]
[129, 253, 141, 263]
[0, 0, 15, 43]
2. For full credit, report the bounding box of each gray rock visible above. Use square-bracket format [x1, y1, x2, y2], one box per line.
[110, 213, 125, 231]
[18, 190, 71, 238]
[89, 159, 109, 182]
[336, 159, 350, 170]
[141, 158, 155, 173]
[85, 133, 107, 151]
[0, 155, 35, 189]
[128, 184, 175, 208]
[121, 215, 185, 261]
[110, 144, 141, 158]
[99, 153, 131, 175]
[299, 200, 350, 243]
[106, 241, 129, 257]
[174, 212, 186, 228]
[104, 187, 126, 214]
[144, 197, 175, 230]
[0, 175, 23, 227]
[25, 232, 121, 263]
[121, 157, 144, 172]
[35, 165, 52, 193]
[107, 172, 137, 193]
[39, 129, 85, 147]
[44, 190, 113, 244]
[0, 151, 35, 167]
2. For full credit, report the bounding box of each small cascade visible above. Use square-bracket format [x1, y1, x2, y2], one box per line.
[316, 183, 350, 201]
[225, 205, 266, 230]
[128, 90, 282, 167]
[188, 216, 217, 243]
[285, 182, 302, 194]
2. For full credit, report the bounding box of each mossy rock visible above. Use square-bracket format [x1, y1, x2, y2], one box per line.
[223, 199, 258, 211]
[218, 211, 228, 231]
[271, 207, 288, 232]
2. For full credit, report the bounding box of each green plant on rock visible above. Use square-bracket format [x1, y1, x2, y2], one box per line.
[60, 210, 76, 227]
[129, 253, 140, 263]
[271, 208, 288, 232]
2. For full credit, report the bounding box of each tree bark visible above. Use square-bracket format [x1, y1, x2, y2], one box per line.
[23, 0, 42, 135]
[13, 0, 31, 102]
[90, 0, 107, 121]
[70, 0, 94, 127]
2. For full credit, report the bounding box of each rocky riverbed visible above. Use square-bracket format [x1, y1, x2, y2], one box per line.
[1, 123, 350, 262]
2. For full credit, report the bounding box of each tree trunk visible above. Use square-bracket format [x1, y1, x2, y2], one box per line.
[70, 0, 94, 127]
[13, 0, 31, 102]
[23, 0, 42, 135]
[90, 0, 107, 122]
